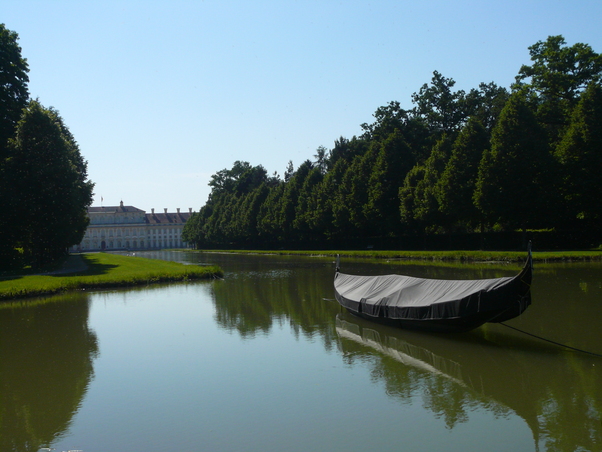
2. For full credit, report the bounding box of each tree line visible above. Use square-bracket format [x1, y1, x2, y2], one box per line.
[0, 24, 94, 269]
[183, 36, 602, 250]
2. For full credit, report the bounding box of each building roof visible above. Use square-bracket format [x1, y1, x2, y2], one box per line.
[88, 201, 145, 214]
[146, 211, 191, 225]
[86, 202, 192, 225]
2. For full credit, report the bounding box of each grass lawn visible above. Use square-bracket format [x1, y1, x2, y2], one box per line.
[0, 252, 223, 301]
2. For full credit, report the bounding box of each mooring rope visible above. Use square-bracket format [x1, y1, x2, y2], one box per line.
[500, 322, 602, 358]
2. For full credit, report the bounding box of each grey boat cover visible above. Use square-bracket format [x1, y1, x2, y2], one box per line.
[334, 271, 523, 321]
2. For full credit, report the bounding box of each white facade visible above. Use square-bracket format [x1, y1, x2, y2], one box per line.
[72, 201, 192, 252]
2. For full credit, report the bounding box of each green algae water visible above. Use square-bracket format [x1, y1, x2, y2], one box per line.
[1, 252, 601, 451]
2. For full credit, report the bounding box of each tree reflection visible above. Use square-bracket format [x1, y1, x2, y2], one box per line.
[335, 312, 602, 452]
[0, 293, 98, 452]
[211, 260, 341, 345]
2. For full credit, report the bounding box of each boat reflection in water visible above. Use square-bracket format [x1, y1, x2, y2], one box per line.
[335, 311, 601, 452]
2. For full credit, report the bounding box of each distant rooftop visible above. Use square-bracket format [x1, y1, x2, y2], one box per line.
[88, 200, 145, 214]
[87, 201, 193, 222]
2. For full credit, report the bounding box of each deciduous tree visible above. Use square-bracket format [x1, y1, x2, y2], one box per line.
[515, 35, 602, 141]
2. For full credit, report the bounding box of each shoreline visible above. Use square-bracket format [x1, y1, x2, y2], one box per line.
[187, 248, 602, 263]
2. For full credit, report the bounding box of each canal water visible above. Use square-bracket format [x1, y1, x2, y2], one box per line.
[1, 251, 601, 452]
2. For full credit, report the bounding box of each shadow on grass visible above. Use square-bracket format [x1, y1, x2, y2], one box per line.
[1, 255, 118, 281]
[0, 274, 24, 282]
[49, 254, 119, 277]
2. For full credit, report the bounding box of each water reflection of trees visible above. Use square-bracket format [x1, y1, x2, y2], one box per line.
[0, 293, 98, 452]
[211, 261, 341, 347]
[209, 257, 602, 452]
[337, 311, 602, 452]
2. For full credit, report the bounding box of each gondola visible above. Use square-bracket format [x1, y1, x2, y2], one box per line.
[333, 247, 533, 333]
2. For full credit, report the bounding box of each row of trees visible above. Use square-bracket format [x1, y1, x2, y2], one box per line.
[0, 24, 94, 269]
[183, 36, 602, 249]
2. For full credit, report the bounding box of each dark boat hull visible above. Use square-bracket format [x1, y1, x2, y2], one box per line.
[342, 299, 528, 333]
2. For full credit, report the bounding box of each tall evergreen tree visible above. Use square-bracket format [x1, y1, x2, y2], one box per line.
[474, 91, 555, 231]
[294, 167, 324, 239]
[555, 82, 602, 223]
[411, 135, 453, 232]
[399, 164, 426, 233]
[280, 160, 313, 241]
[341, 143, 379, 235]
[437, 118, 489, 230]
[0, 24, 29, 159]
[257, 182, 286, 241]
[325, 157, 353, 238]
[0, 24, 30, 267]
[365, 129, 412, 235]
[3, 101, 94, 267]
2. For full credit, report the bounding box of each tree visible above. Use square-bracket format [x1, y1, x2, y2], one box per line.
[257, 182, 286, 241]
[361, 101, 411, 141]
[555, 82, 602, 223]
[411, 135, 453, 232]
[279, 160, 313, 240]
[0, 24, 30, 267]
[515, 35, 602, 104]
[365, 129, 412, 235]
[284, 160, 295, 182]
[0, 24, 29, 159]
[313, 146, 328, 174]
[464, 82, 509, 132]
[341, 144, 379, 235]
[181, 211, 202, 248]
[399, 164, 426, 233]
[437, 118, 489, 230]
[293, 166, 324, 238]
[238, 183, 270, 240]
[474, 91, 555, 232]
[411, 71, 468, 136]
[360, 101, 430, 163]
[326, 135, 368, 171]
[2, 101, 94, 267]
[514, 35, 602, 141]
[325, 157, 353, 237]
[208, 160, 267, 195]
[258, 161, 314, 242]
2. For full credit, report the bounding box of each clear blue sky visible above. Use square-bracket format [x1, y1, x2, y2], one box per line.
[3, 0, 602, 213]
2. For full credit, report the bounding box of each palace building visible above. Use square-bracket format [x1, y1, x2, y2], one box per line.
[72, 201, 193, 252]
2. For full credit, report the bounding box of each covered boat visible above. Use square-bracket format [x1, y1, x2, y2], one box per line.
[334, 249, 532, 333]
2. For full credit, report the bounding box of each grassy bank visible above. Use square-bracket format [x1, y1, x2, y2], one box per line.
[0, 253, 223, 301]
[196, 249, 602, 262]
